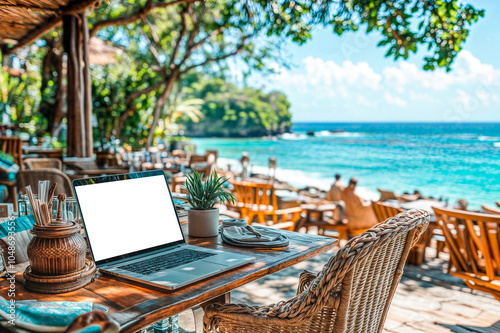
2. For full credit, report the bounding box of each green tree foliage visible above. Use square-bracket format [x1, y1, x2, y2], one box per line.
[179, 73, 292, 137]
[88, 0, 483, 147]
[1, 0, 484, 147]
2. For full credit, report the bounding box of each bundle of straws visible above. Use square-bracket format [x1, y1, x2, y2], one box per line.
[25, 181, 57, 226]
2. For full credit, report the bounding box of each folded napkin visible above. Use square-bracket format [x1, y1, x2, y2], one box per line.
[221, 226, 289, 248]
[223, 226, 281, 242]
[0, 299, 118, 333]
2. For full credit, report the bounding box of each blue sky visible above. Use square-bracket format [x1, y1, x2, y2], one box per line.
[252, 0, 500, 122]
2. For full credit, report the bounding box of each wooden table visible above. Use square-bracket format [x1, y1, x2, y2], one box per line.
[295, 204, 348, 240]
[22, 146, 64, 159]
[0, 224, 336, 333]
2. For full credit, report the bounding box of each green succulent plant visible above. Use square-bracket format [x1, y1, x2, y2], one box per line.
[185, 171, 235, 211]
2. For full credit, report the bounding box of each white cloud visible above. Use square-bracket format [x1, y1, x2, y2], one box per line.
[384, 92, 408, 107]
[268, 50, 500, 120]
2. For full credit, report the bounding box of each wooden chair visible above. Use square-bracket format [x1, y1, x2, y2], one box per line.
[204, 209, 430, 332]
[433, 206, 500, 302]
[0, 136, 23, 169]
[483, 205, 500, 215]
[230, 180, 302, 230]
[372, 201, 404, 222]
[17, 169, 74, 197]
[25, 158, 62, 170]
[372, 201, 429, 265]
[377, 188, 398, 202]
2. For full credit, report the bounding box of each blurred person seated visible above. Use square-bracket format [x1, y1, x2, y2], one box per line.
[341, 177, 378, 236]
[326, 173, 344, 202]
[457, 199, 468, 210]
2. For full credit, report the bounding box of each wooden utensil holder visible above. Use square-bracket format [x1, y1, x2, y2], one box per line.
[24, 221, 96, 293]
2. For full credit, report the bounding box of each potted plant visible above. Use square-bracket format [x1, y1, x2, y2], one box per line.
[185, 171, 235, 237]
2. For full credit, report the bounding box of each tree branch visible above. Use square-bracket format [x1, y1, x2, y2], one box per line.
[179, 35, 250, 76]
[141, 29, 162, 67]
[178, 24, 224, 68]
[169, 7, 188, 70]
[143, 17, 160, 44]
[125, 81, 165, 104]
[89, 0, 199, 37]
[186, 2, 199, 49]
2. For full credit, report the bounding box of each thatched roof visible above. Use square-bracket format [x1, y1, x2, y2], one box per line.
[0, 0, 100, 54]
[89, 37, 122, 66]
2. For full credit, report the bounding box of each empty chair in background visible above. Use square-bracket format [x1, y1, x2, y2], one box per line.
[25, 158, 62, 170]
[0, 136, 23, 170]
[434, 206, 500, 302]
[482, 204, 500, 215]
[17, 169, 74, 197]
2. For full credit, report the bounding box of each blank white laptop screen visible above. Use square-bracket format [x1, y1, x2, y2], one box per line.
[74, 174, 184, 263]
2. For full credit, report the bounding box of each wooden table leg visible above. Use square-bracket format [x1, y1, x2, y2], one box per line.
[193, 292, 231, 333]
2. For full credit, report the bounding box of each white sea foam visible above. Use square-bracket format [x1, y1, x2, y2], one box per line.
[478, 136, 500, 141]
[278, 133, 308, 140]
[494, 142, 500, 148]
[217, 157, 379, 201]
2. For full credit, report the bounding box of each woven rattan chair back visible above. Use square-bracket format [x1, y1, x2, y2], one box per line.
[372, 201, 404, 222]
[482, 205, 500, 215]
[230, 180, 278, 223]
[433, 206, 500, 301]
[25, 158, 63, 170]
[17, 169, 74, 197]
[204, 209, 429, 333]
[0, 136, 23, 170]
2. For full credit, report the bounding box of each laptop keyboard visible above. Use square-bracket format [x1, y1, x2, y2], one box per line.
[118, 249, 216, 276]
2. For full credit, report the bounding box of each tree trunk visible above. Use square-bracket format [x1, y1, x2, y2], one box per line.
[64, 14, 85, 157]
[145, 76, 176, 148]
[51, 50, 66, 137]
[116, 105, 134, 141]
[81, 12, 94, 157]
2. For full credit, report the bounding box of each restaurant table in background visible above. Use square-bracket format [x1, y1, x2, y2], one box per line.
[296, 203, 348, 240]
[22, 146, 64, 160]
[0, 220, 337, 333]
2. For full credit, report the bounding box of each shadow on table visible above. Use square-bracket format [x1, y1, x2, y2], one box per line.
[436, 320, 500, 333]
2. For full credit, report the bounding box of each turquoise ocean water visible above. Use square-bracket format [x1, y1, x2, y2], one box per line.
[192, 123, 500, 209]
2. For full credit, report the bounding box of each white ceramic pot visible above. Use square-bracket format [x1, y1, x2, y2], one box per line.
[188, 208, 219, 237]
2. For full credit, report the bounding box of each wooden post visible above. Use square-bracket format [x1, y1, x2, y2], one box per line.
[63, 15, 86, 157]
[81, 12, 93, 157]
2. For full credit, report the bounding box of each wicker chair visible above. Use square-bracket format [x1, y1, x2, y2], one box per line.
[17, 168, 74, 196]
[204, 209, 430, 332]
[497, 202, 500, 208]
[482, 204, 500, 215]
[433, 206, 500, 302]
[25, 158, 62, 170]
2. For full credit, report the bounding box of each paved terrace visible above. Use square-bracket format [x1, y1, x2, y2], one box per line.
[174, 246, 500, 333]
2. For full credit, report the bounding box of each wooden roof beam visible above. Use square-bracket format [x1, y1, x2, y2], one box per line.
[2, 0, 100, 55]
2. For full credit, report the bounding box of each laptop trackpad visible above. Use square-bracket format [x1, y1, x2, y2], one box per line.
[174, 261, 226, 276]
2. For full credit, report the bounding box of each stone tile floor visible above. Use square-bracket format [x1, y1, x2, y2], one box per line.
[176, 246, 500, 333]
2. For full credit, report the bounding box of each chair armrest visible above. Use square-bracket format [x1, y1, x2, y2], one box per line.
[274, 207, 303, 215]
[297, 270, 317, 295]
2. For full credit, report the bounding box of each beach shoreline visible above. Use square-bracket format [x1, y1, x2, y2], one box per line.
[193, 122, 500, 210]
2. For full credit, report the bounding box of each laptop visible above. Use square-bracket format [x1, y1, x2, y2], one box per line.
[73, 170, 254, 290]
